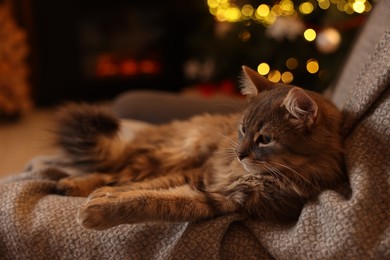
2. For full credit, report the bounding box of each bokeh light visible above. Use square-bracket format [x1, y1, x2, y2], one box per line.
[352, 1, 365, 13]
[304, 28, 316, 41]
[318, 0, 331, 10]
[286, 58, 298, 70]
[268, 70, 281, 82]
[256, 4, 270, 17]
[299, 2, 314, 14]
[306, 59, 319, 74]
[281, 71, 294, 83]
[241, 4, 254, 18]
[257, 63, 270, 75]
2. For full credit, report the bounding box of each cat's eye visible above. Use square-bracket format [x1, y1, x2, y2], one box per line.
[258, 134, 273, 145]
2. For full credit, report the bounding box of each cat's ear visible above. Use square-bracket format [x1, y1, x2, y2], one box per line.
[240, 66, 275, 99]
[282, 87, 318, 126]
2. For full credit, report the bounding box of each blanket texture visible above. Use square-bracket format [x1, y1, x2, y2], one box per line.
[1, 4, 390, 260]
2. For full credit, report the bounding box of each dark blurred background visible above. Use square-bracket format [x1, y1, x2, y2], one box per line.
[0, 0, 375, 119]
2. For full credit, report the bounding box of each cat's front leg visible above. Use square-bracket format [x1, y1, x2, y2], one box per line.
[57, 173, 116, 196]
[77, 185, 240, 230]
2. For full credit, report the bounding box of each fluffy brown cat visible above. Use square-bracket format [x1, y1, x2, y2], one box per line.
[54, 66, 346, 230]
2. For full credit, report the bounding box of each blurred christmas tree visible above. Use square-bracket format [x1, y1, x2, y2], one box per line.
[184, 0, 375, 93]
[0, 0, 32, 121]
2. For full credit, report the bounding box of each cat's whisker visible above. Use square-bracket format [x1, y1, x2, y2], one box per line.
[217, 152, 238, 161]
[213, 148, 237, 161]
[260, 163, 303, 195]
[271, 162, 321, 191]
[215, 132, 238, 148]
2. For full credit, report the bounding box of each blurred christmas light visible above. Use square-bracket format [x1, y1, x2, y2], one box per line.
[364, 1, 372, 12]
[337, 1, 347, 12]
[280, 0, 295, 15]
[241, 4, 254, 18]
[257, 63, 270, 75]
[318, 0, 331, 10]
[264, 13, 277, 26]
[268, 70, 281, 82]
[281, 71, 293, 83]
[203, 0, 374, 93]
[256, 4, 270, 17]
[352, 1, 365, 13]
[207, 0, 373, 23]
[239, 30, 251, 41]
[306, 59, 319, 74]
[304, 28, 316, 41]
[286, 58, 298, 70]
[226, 6, 241, 22]
[271, 4, 284, 16]
[299, 2, 314, 15]
[207, 0, 219, 9]
[316, 28, 341, 53]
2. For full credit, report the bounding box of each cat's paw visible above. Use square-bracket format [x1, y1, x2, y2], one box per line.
[77, 188, 141, 230]
[77, 197, 117, 230]
[87, 186, 122, 199]
[57, 177, 92, 197]
[77, 187, 127, 230]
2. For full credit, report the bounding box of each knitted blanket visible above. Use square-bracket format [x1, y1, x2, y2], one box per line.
[1, 14, 390, 260]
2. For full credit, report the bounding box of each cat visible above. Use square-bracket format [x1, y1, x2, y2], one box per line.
[54, 66, 346, 230]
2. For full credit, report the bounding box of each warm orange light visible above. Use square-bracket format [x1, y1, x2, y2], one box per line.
[139, 60, 160, 74]
[96, 55, 117, 77]
[306, 59, 319, 74]
[268, 70, 281, 82]
[281, 71, 293, 83]
[286, 58, 298, 70]
[120, 59, 138, 76]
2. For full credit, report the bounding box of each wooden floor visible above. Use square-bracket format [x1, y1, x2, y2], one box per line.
[0, 109, 57, 178]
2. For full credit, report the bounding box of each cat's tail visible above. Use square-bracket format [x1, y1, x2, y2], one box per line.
[53, 103, 127, 172]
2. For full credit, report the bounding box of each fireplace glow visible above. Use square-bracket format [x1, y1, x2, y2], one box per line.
[95, 54, 161, 78]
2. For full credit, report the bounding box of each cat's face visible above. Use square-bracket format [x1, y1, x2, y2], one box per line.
[236, 86, 301, 173]
[236, 66, 343, 187]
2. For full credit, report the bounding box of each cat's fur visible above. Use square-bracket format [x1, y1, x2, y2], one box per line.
[54, 66, 346, 230]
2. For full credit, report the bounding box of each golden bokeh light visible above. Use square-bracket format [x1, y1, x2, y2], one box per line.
[257, 63, 270, 75]
[241, 4, 254, 17]
[280, 0, 294, 15]
[299, 2, 314, 14]
[352, 1, 365, 13]
[256, 4, 270, 17]
[207, 0, 219, 9]
[336, 1, 346, 11]
[226, 6, 241, 22]
[304, 28, 316, 41]
[318, 0, 331, 10]
[281, 71, 294, 83]
[207, 0, 373, 25]
[271, 4, 284, 16]
[286, 58, 298, 70]
[268, 70, 281, 82]
[364, 1, 372, 12]
[306, 59, 319, 74]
